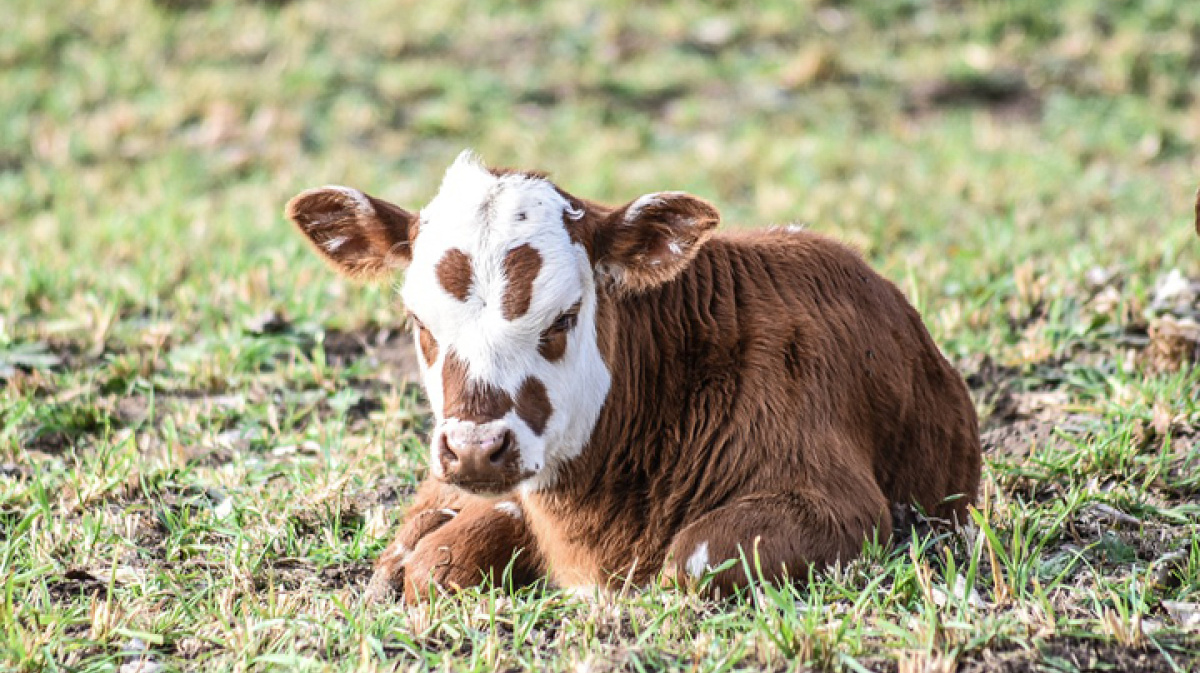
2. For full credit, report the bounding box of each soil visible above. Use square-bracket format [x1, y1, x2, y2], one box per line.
[321, 324, 423, 384]
[956, 636, 1199, 673]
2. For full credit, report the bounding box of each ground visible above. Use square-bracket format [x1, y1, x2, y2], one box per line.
[2, 0, 1199, 671]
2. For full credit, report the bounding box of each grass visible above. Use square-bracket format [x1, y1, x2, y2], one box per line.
[2, 0, 1199, 670]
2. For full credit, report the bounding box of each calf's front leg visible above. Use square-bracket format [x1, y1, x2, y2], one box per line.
[367, 479, 541, 603]
[662, 487, 890, 598]
[365, 479, 469, 602]
[401, 497, 541, 604]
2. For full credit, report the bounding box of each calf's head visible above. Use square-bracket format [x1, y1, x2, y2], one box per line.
[286, 152, 719, 493]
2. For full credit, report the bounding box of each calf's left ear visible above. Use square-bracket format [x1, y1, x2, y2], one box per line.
[592, 191, 720, 293]
[285, 186, 417, 280]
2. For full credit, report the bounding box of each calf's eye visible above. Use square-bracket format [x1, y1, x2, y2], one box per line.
[548, 311, 578, 334]
[538, 311, 576, 362]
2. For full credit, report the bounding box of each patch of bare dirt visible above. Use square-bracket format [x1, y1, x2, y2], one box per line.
[956, 636, 1198, 673]
[1144, 315, 1200, 373]
[980, 417, 1061, 458]
[322, 324, 422, 384]
[961, 353, 1097, 460]
[288, 479, 414, 537]
[152, 0, 294, 11]
[259, 558, 374, 591]
[46, 568, 110, 601]
[866, 637, 1198, 673]
[906, 69, 1042, 121]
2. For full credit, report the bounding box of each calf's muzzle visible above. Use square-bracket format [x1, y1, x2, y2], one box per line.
[437, 420, 524, 493]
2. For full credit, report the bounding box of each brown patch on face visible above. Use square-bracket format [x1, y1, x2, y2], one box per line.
[441, 350, 514, 423]
[515, 377, 553, 436]
[538, 329, 568, 363]
[417, 326, 438, 367]
[538, 302, 581, 362]
[436, 248, 473, 302]
[501, 244, 543, 321]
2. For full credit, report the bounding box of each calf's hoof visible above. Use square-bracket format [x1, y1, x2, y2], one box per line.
[364, 507, 459, 603]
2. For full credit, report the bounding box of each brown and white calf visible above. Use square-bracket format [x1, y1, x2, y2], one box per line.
[286, 152, 981, 601]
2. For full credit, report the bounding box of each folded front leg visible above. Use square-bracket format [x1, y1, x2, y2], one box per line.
[365, 479, 472, 602]
[662, 486, 890, 599]
[403, 497, 541, 604]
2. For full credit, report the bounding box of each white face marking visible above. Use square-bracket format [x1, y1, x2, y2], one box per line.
[401, 151, 612, 490]
[493, 501, 522, 519]
[685, 541, 710, 579]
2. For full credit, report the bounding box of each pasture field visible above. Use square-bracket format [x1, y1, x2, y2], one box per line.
[2, 0, 1199, 670]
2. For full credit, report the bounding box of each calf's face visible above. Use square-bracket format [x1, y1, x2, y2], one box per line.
[286, 152, 719, 494]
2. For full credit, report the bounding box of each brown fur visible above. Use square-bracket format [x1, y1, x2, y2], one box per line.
[366, 482, 541, 604]
[285, 188, 416, 279]
[417, 323, 438, 367]
[384, 226, 979, 599]
[515, 377, 553, 436]
[501, 244, 543, 320]
[435, 248, 473, 302]
[568, 193, 719, 294]
[401, 497, 540, 605]
[511, 225, 980, 593]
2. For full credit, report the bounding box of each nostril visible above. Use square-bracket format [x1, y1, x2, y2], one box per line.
[486, 431, 514, 466]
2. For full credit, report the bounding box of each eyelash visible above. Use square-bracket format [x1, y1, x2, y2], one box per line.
[549, 312, 578, 333]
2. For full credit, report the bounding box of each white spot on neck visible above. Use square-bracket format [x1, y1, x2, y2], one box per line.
[494, 501, 522, 520]
[685, 541, 710, 579]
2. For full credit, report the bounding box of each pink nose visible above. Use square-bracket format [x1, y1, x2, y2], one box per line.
[439, 423, 515, 486]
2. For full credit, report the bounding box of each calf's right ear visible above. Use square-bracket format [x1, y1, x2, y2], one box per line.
[588, 191, 720, 294]
[285, 186, 417, 279]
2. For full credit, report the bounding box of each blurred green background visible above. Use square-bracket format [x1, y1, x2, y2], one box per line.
[3, 1, 1199, 671]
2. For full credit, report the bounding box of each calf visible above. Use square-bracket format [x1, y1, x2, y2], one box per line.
[286, 152, 981, 601]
